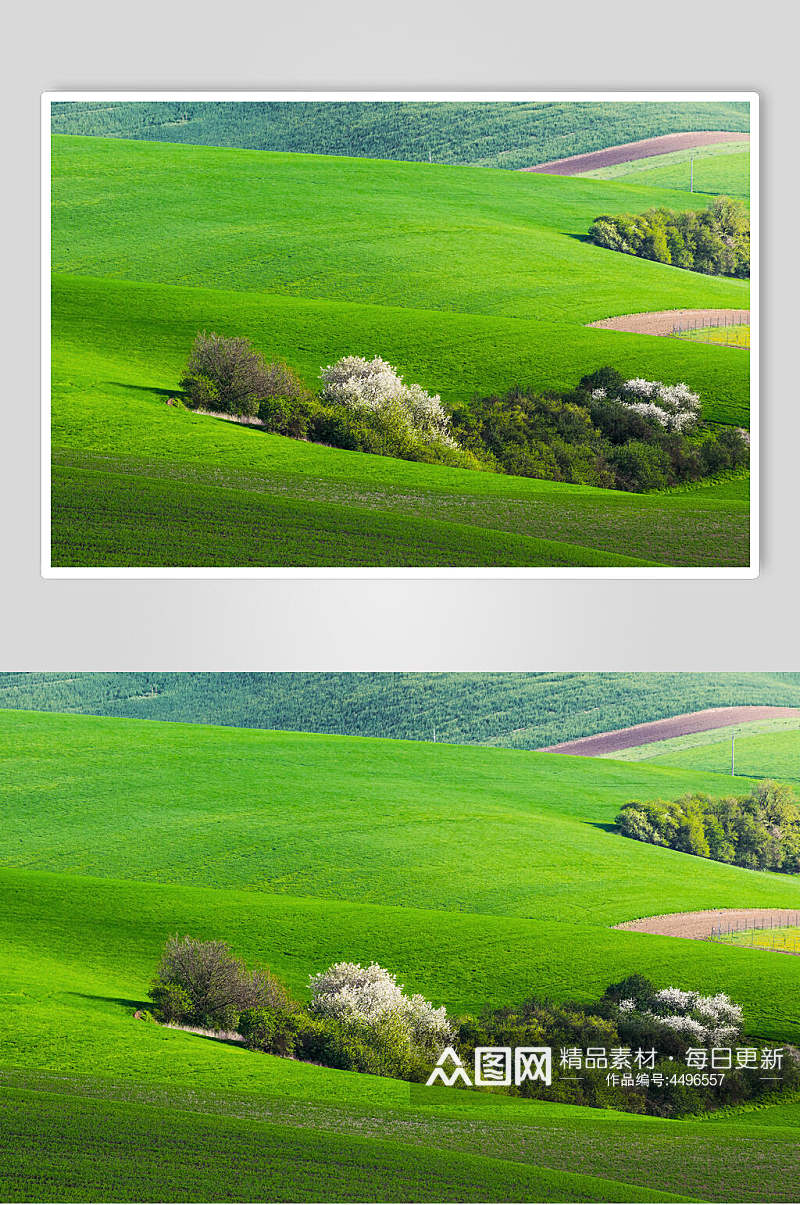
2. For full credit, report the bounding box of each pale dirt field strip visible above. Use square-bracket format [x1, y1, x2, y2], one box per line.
[616, 909, 800, 940]
[588, 309, 750, 337]
[523, 131, 750, 175]
[541, 706, 800, 757]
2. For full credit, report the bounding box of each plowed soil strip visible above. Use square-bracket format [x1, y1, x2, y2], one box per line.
[616, 909, 800, 940]
[523, 131, 750, 175]
[588, 309, 750, 337]
[541, 706, 800, 756]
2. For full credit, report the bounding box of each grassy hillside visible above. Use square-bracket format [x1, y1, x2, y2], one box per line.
[2, 707, 800, 1202]
[613, 726, 800, 784]
[50, 99, 750, 168]
[50, 138, 751, 568]
[4, 709, 800, 1022]
[2, 673, 800, 748]
[580, 143, 750, 200]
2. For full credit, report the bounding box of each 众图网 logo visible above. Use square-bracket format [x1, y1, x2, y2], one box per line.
[426, 1046, 552, 1087]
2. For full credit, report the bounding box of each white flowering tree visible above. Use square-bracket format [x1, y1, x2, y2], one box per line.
[619, 984, 743, 1046]
[590, 377, 701, 433]
[320, 356, 458, 449]
[308, 961, 453, 1053]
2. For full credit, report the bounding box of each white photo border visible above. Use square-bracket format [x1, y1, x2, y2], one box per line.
[41, 90, 759, 579]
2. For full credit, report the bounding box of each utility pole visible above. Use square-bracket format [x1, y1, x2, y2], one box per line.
[690, 157, 694, 193]
[432, 724, 436, 743]
[731, 732, 735, 777]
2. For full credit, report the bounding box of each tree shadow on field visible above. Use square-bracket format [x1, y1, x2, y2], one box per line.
[585, 821, 619, 834]
[106, 382, 184, 401]
[70, 992, 148, 1011]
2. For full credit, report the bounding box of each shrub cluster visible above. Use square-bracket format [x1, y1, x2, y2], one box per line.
[180, 335, 481, 471]
[180, 332, 312, 420]
[451, 367, 748, 492]
[148, 941, 452, 1082]
[320, 356, 457, 449]
[147, 942, 797, 1118]
[588, 197, 750, 278]
[178, 337, 749, 491]
[616, 780, 800, 871]
[456, 974, 797, 1117]
[148, 934, 291, 1030]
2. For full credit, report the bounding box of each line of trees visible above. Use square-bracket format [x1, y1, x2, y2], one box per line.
[588, 197, 750, 278]
[178, 335, 748, 493]
[616, 781, 800, 872]
[144, 938, 798, 1118]
[450, 367, 748, 491]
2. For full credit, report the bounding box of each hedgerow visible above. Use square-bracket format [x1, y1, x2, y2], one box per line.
[588, 197, 750, 278]
[616, 780, 800, 871]
[146, 940, 799, 1117]
[450, 367, 748, 491]
[177, 338, 747, 493]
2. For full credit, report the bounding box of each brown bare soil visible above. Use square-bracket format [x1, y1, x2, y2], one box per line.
[616, 909, 800, 940]
[522, 131, 750, 175]
[541, 707, 800, 757]
[588, 309, 750, 337]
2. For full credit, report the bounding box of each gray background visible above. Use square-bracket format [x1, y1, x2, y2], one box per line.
[3, 0, 796, 669]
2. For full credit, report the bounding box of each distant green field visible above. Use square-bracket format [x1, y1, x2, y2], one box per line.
[3, 708, 799, 1202]
[3, 671, 800, 749]
[50, 98, 750, 169]
[580, 143, 750, 200]
[50, 136, 751, 567]
[611, 726, 800, 783]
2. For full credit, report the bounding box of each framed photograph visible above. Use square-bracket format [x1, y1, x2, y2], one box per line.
[3, 671, 799, 1203]
[42, 92, 757, 577]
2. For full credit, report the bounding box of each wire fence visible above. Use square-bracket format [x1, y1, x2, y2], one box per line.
[710, 912, 800, 953]
[671, 310, 751, 348]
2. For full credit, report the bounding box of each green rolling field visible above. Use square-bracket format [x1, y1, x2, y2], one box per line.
[2, 707, 800, 1201]
[579, 142, 751, 200]
[3, 671, 800, 747]
[609, 724, 800, 783]
[50, 134, 751, 568]
[49, 99, 751, 168]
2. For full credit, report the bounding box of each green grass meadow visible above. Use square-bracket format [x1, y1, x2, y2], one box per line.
[2, 707, 800, 1201]
[579, 143, 750, 200]
[50, 135, 751, 567]
[609, 724, 800, 784]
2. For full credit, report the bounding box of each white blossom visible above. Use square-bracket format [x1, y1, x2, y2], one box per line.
[624, 400, 674, 427]
[308, 961, 453, 1049]
[320, 356, 458, 449]
[590, 387, 607, 400]
[652, 987, 698, 1012]
[655, 1014, 709, 1042]
[693, 993, 743, 1024]
[624, 378, 659, 398]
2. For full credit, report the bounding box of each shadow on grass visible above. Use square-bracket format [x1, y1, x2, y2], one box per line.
[106, 382, 183, 401]
[70, 992, 148, 1011]
[585, 821, 620, 834]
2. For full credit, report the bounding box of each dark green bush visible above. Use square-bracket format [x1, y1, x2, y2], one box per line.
[147, 981, 193, 1024]
[450, 374, 748, 492]
[240, 1007, 304, 1056]
[588, 197, 750, 278]
[148, 934, 292, 1030]
[180, 332, 312, 418]
[617, 781, 800, 871]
